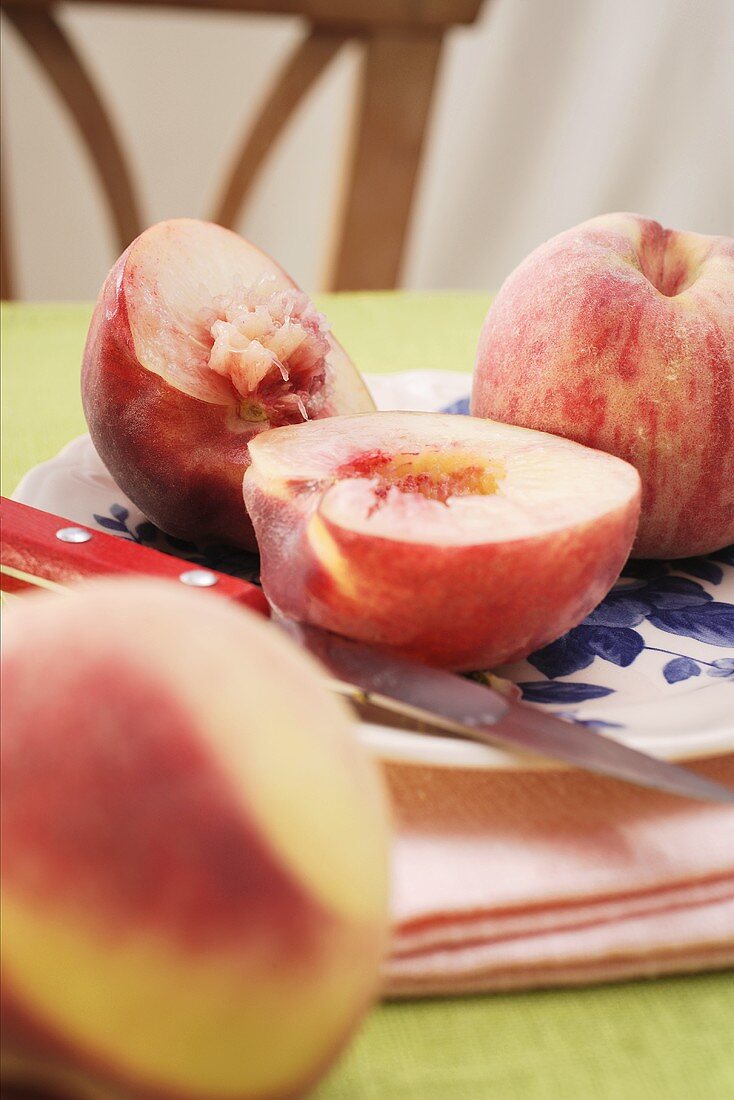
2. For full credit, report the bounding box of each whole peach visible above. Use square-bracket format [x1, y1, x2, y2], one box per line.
[471, 213, 734, 558]
[82, 219, 374, 551]
[1, 580, 390, 1100]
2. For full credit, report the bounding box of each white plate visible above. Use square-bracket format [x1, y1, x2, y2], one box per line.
[13, 370, 734, 770]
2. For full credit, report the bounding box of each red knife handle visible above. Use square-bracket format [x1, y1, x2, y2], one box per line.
[0, 497, 270, 618]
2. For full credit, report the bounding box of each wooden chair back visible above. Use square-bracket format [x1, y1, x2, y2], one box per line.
[1, 0, 484, 298]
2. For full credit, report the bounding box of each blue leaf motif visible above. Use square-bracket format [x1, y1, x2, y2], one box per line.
[649, 602, 734, 647]
[109, 503, 130, 522]
[642, 576, 713, 610]
[519, 682, 614, 704]
[442, 396, 470, 416]
[676, 559, 724, 585]
[584, 591, 649, 628]
[663, 657, 701, 684]
[93, 514, 128, 532]
[527, 630, 594, 678]
[577, 625, 645, 667]
[707, 658, 734, 679]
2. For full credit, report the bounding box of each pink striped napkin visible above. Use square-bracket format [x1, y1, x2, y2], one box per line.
[384, 755, 734, 996]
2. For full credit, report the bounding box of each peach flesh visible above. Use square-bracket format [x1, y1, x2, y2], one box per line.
[244, 412, 642, 671]
[204, 277, 331, 426]
[471, 213, 734, 559]
[1, 580, 391, 1100]
[336, 449, 502, 503]
[82, 219, 375, 550]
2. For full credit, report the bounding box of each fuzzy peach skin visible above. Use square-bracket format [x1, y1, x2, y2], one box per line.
[471, 213, 734, 559]
[1, 580, 391, 1100]
[243, 412, 641, 671]
[82, 219, 374, 552]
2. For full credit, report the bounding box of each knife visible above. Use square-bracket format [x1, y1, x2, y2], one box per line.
[2, 496, 732, 805]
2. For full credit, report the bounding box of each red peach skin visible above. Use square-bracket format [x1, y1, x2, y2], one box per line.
[243, 412, 641, 671]
[472, 213, 734, 558]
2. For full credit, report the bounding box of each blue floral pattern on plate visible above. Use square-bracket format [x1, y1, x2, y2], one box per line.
[525, 561, 734, 687]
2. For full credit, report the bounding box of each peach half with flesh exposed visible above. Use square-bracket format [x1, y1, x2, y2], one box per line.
[1, 579, 391, 1100]
[243, 412, 642, 671]
[82, 219, 375, 550]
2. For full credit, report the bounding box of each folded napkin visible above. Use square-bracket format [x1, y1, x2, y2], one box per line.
[384, 755, 734, 996]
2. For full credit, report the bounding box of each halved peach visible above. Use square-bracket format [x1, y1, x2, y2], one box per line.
[82, 219, 374, 550]
[244, 412, 642, 671]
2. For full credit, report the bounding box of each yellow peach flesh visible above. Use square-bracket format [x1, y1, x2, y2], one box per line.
[339, 449, 504, 502]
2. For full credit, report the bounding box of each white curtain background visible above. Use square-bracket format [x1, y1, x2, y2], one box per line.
[3, 0, 732, 300]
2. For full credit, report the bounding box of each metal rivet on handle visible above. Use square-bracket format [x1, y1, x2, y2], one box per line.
[179, 569, 218, 588]
[56, 527, 92, 544]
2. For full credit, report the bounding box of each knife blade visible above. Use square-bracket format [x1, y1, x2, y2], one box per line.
[281, 619, 734, 804]
[2, 496, 733, 805]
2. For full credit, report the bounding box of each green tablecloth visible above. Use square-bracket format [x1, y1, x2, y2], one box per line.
[2, 298, 733, 1099]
